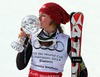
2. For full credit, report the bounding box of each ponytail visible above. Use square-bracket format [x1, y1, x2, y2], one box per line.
[57, 24, 63, 33]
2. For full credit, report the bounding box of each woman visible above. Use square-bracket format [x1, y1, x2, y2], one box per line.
[16, 2, 87, 77]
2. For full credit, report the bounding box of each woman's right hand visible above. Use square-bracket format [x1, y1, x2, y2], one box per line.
[17, 28, 27, 45]
[18, 28, 26, 38]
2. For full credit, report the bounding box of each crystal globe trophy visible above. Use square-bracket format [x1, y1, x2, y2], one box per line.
[11, 15, 40, 52]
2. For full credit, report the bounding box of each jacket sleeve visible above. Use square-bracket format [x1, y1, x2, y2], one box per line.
[16, 37, 32, 70]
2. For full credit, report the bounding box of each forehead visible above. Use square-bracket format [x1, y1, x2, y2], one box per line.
[39, 12, 48, 16]
[39, 12, 52, 21]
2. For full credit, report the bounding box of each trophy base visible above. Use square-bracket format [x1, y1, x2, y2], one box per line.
[11, 41, 24, 52]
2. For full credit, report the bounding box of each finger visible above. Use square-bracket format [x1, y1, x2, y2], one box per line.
[20, 27, 23, 31]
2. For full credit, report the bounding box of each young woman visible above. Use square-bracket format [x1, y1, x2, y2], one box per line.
[16, 2, 87, 77]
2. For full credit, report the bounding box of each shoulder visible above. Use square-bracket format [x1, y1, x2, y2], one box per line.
[57, 33, 70, 40]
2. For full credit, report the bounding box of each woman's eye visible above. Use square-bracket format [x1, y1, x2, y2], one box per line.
[42, 14, 46, 17]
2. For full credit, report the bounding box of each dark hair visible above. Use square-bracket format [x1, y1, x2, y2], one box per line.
[50, 20, 63, 33]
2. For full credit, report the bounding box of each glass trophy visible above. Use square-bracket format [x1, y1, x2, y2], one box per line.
[11, 15, 40, 52]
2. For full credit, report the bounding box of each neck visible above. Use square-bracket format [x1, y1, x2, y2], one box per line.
[44, 25, 57, 36]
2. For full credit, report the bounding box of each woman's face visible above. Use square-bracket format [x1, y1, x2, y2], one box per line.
[39, 12, 52, 29]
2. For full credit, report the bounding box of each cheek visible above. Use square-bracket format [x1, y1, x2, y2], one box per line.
[41, 18, 52, 27]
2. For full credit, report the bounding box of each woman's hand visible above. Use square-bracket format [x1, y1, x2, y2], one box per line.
[18, 28, 26, 38]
